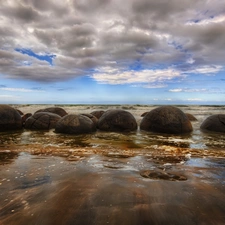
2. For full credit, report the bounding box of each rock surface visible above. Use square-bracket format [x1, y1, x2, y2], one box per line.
[140, 106, 193, 134]
[185, 113, 197, 121]
[0, 105, 22, 131]
[97, 109, 137, 132]
[24, 112, 61, 130]
[200, 114, 225, 133]
[90, 110, 105, 119]
[35, 107, 67, 117]
[55, 114, 96, 134]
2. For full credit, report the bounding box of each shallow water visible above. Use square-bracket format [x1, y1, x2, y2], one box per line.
[0, 104, 225, 224]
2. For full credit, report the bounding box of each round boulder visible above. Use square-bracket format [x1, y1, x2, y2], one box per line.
[97, 109, 137, 132]
[140, 106, 193, 134]
[200, 114, 225, 133]
[22, 113, 32, 126]
[24, 112, 61, 130]
[185, 113, 197, 121]
[81, 113, 98, 126]
[0, 105, 22, 131]
[90, 110, 105, 119]
[55, 114, 96, 134]
[35, 107, 67, 117]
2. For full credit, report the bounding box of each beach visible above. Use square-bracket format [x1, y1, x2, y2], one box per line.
[0, 104, 225, 225]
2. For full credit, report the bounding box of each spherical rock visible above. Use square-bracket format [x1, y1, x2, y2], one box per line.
[55, 114, 96, 134]
[141, 112, 148, 117]
[200, 114, 225, 133]
[140, 106, 193, 134]
[90, 110, 105, 119]
[185, 113, 197, 121]
[22, 113, 32, 126]
[97, 109, 137, 132]
[24, 112, 61, 130]
[81, 113, 98, 126]
[35, 107, 67, 117]
[0, 105, 22, 131]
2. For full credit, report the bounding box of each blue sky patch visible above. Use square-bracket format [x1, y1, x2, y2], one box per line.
[15, 48, 56, 65]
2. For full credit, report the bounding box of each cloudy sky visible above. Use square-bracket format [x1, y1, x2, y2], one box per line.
[0, 0, 225, 104]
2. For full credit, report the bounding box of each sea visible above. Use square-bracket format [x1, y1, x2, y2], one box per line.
[0, 104, 225, 225]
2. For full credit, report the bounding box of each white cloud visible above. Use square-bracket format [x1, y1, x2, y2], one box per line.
[186, 65, 224, 75]
[92, 68, 181, 86]
[0, 87, 45, 92]
[169, 88, 207, 93]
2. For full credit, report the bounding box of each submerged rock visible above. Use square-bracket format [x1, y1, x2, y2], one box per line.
[140, 170, 187, 181]
[200, 114, 225, 133]
[35, 107, 67, 117]
[24, 112, 61, 130]
[140, 106, 193, 134]
[0, 105, 22, 131]
[55, 114, 96, 134]
[97, 109, 137, 132]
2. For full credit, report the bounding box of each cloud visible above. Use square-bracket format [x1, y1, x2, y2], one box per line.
[92, 67, 182, 86]
[0, 87, 45, 92]
[169, 88, 207, 93]
[0, 0, 224, 84]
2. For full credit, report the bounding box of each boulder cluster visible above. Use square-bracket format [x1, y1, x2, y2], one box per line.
[0, 104, 224, 134]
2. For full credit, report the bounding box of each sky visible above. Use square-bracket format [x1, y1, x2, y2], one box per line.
[0, 0, 225, 105]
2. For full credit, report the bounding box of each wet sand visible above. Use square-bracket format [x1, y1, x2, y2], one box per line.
[0, 152, 225, 225]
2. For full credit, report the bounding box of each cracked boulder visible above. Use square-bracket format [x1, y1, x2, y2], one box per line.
[55, 114, 97, 134]
[0, 105, 22, 131]
[200, 114, 225, 133]
[35, 107, 67, 117]
[97, 109, 137, 132]
[140, 106, 193, 134]
[24, 112, 61, 130]
[90, 110, 105, 119]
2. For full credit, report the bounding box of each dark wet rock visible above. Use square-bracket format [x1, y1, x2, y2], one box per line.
[140, 170, 187, 181]
[200, 114, 225, 133]
[185, 113, 197, 121]
[81, 113, 98, 126]
[97, 109, 137, 132]
[90, 110, 105, 119]
[22, 113, 32, 126]
[35, 107, 67, 117]
[0, 150, 18, 165]
[24, 112, 61, 130]
[55, 114, 97, 134]
[140, 106, 193, 134]
[141, 112, 148, 117]
[16, 109, 24, 115]
[0, 105, 22, 131]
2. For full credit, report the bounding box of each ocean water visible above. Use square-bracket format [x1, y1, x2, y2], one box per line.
[0, 104, 225, 225]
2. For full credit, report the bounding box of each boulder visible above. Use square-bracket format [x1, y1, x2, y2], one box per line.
[141, 112, 148, 117]
[81, 113, 98, 126]
[185, 113, 197, 121]
[55, 114, 96, 134]
[97, 109, 137, 132]
[22, 113, 32, 126]
[0, 105, 22, 131]
[35, 107, 67, 117]
[200, 114, 225, 133]
[140, 106, 193, 134]
[90, 110, 105, 119]
[24, 112, 61, 130]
